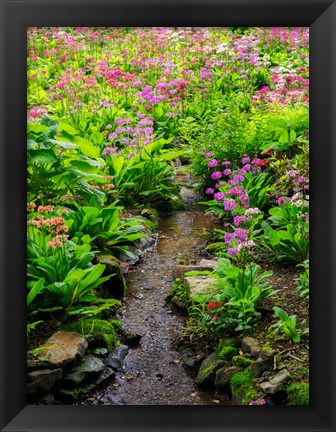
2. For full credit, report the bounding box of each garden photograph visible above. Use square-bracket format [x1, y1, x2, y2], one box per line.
[27, 26, 310, 406]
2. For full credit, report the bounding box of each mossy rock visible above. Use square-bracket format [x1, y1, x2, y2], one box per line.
[214, 366, 242, 389]
[286, 382, 309, 405]
[231, 369, 260, 405]
[230, 369, 259, 404]
[231, 369, 256, 393]
[231, 356, 253, 368]
[63, 319, 121, 350]
[195, 353, 225, 387]
[218, 346, 239, 361]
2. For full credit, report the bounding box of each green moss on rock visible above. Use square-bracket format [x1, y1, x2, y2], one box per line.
[231, 356, 253, 368]
[231, 369, 256, 393]
[63, 319, 121, 350]
[218, 346, 239, 361]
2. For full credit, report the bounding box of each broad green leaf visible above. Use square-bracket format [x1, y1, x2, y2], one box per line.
[28, 149, 58, 164]
[27, 278, 45, 306]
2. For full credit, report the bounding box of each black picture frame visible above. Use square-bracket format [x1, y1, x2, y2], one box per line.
[1, 0, 335, 431]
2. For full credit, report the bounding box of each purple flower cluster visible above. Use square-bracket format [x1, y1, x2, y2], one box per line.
[224, 228, 255, 256]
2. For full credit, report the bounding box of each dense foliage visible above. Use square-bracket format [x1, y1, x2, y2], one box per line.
[27, 27, 309, 402]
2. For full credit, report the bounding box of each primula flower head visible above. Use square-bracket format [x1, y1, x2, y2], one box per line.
[211, 171, 223, 180]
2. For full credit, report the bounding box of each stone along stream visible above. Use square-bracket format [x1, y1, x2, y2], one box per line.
[90, 180, 228, 405]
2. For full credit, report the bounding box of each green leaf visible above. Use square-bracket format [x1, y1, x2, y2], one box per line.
[279, 131, 290, 144]
[273, 306, 289, 322]
[27, 123, 48, 135]
[28, 149, 58, 164]
[27, 278, 45, 306]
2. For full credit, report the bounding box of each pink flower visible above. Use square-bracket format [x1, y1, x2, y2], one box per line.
[208, 159, 218, 168]
[204, 152, 214, 158]
[211, 171, 223, 180]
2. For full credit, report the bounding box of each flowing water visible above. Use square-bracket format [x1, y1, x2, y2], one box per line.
[91, 177, 228, 405]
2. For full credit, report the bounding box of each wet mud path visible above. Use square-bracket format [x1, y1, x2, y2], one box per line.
[92, 178, 227, 405]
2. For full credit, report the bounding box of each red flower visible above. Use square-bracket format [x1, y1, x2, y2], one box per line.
[256, 159, 270, 167]
[207, 301, 223, 311]
[212, 315, 218, 321]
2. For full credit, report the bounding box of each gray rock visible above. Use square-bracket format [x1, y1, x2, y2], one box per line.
[27, 358, 50, 371]
[260, 348, 276, 359]
[179, 187, 200, 204]
[63, 355, 105, 385]
[260, 369, 291, 394]
[173, 264, 215, 281]
[38, 331, 88, 368]
[179, 347, 206, 368]
[249, 357, 273, 377]
[123, 332, 142, 347]
[170, 295, 189, 311]
[95, 367, 116, 386]
[195, 353, 225, 387]
[198, 259, 218, 269]
[241, 337, 261, 356]
[27, 368, 63, 396]
[105, 345, 129, 371]
[214, 366, 242, 388]
[184, 275, 219, 300]
[134, 232, 156, 252]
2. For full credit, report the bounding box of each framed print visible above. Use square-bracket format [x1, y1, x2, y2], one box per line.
[1, 0, 335, 431]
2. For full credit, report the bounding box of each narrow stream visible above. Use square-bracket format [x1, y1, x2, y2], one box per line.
[91, 180, 228, 405]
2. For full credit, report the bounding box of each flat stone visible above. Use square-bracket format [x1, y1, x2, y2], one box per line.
[38, 331, 88, 368]
[241, 337, 261, 357]
[27, 358, 51, 371]
[27, 368, 63, 396]
[198, 259, 218, 268]
[184, 275, 219, 300]
[195, 353, 225, 387]
[173, 264, 215, 281]
[214, 366, 242, 388]
[260, 369, 291, 394]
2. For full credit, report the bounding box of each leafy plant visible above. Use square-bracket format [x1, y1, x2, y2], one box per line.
[260, 221, 309, 263]
[104, 140, 182, 208]
[269, 306, 309, 343]
[65, 203, 147, 258]
[188, 259, 275, 332]
[295, 259, 309, 300]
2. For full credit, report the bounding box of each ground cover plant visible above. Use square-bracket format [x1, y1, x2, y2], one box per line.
[27, 27, 309, 406]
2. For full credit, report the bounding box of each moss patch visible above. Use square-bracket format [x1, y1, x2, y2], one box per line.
[231, 356, 253, 368]
[63, 318, 121, 350]
[286, 382, 309, 405]
[218, 346, 239, 361]
[231, 369, 256, 392]
[231, 369, 259, 404]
